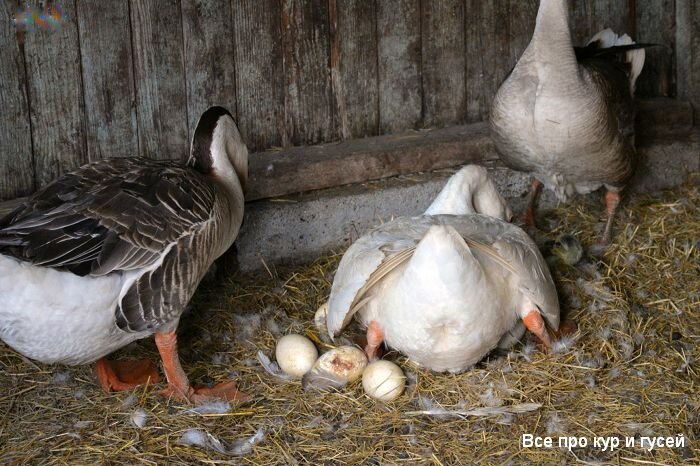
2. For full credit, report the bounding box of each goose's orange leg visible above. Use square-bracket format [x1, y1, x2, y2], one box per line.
[521, 179, 543, 228]
[365, 320, 385, 361]
[95, 358, 160, 392]
[155, 331, 249, 404]
[600, 190, 621, 245]
[522, 310, 553, 349]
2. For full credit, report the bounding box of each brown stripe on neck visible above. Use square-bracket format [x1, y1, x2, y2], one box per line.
[190, 107, 234, 175]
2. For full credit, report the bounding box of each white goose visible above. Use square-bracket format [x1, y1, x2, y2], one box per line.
[0, 106, 248, 404]
[490, 0, 648, 244]
[326, 166, 560, 372]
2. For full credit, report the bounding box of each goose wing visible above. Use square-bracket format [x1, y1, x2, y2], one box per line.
[327, 216, 432, 337]
[0, 157, 216, 277]
[440, 215, 560, 329]
[327, 214, 560, 337]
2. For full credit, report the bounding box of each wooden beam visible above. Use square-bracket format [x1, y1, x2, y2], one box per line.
[247, 97, 694, 200]
[1, 98, 694, 210]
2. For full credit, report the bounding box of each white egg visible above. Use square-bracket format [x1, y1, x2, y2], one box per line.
[362, 360, 406, 401]
[275, 334, 318, 378]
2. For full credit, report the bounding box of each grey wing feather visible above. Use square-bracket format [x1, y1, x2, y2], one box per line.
[0, 157, 219, 333]
[327, 217, 435, 337]
[0, 157, 215, 276]
[436, 214, 560, 329]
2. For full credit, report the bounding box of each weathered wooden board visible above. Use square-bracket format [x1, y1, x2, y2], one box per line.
[249, 123, 494, 201]
[329, 0, 378, 139]
[0, 1, 34, 200]
[377, 0, 421, 134]
[130, 0, 189, 160]
[571, 0, 632, 46]
[281, 0, 334, 145]
[688, 0, 700, 122]
[24, 0, 86, 187]
[232, 0, 285, 152]
[181, 0, 237, 141]
[674, 0, 690, 101]
[507, 0, 537, 65]
[77, 0, 138, 160]
[0, 98, 694, 206]
[465, 0, 512, 123]
[635, 0, 675, 97]
[421, 0, 466, 127]
[246, 98, 691, 201]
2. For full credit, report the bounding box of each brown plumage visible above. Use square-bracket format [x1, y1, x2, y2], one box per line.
[0, 106, 249, 404]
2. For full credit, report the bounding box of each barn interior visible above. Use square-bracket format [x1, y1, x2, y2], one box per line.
[0, 0, 698, 464]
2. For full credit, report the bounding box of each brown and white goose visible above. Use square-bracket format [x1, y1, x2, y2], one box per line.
[0, 106, 248, 404]
[490, 0, 648, 245]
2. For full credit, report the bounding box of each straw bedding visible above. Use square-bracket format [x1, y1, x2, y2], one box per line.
[0, 178, 697, 465]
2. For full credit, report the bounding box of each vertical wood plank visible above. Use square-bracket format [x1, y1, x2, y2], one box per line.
[130, 0, 188, 160]
[281, 0, 333, 146]
[329, 0, 378, 139]
[571, 0, 595, 45]
[181, 0, 237, 142]
[77, 0, 138, 160]
[421, 0, 465, 127]
[232, 0, 285, 152]
[0, 1, 34, 200]
[635, 0, 675, 97]
[377, 0, 421, 134]
[690, 0, 700, 122]
[507, 0, 538, 66]
[24, 0, 86, 187]
[465, 0, 511, 123]
[674, 0, 690, 100]
[572, 0, 632, 46]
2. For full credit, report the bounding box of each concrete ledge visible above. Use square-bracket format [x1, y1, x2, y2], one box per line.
[1, 114, 697, 273]
[236, 135, 699, 271]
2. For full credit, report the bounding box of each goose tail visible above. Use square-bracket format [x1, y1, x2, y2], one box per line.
[587, 28, 646, 93]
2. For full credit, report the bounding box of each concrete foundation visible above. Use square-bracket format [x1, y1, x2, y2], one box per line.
[236, 137, 699, 271]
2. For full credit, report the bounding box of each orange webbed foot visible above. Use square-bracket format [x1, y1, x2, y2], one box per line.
[95, 358, 160, 392]
[160, 380, 251, 405]
[155, 330, 249, 405]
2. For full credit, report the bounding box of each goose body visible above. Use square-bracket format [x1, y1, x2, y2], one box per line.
[0, 253, 141, 365]
[490, 0, 646, 242]
[326, 166, 560, 373]
[0, 107, 249, 403]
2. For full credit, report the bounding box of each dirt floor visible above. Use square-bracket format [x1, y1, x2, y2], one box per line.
[0, 179, 698, 465]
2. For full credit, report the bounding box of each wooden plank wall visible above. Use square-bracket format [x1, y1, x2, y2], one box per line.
[0, 0, 690, 201]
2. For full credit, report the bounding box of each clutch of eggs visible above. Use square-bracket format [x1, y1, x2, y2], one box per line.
[274, 334, 405, 401]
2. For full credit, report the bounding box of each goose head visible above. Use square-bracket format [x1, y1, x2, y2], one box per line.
[424, 165, 513, 221]
[189, 106, 249, 192]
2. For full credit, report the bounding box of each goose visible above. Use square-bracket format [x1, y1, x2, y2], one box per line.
[325, 166, 560, 373]
[490, 0, 649, 245]
[0, 106, 249, 404]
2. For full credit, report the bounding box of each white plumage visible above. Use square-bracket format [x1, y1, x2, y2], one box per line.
[326, 165, 559, 372]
